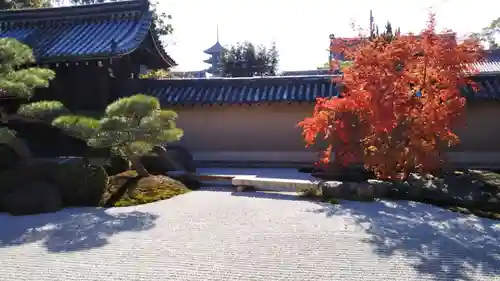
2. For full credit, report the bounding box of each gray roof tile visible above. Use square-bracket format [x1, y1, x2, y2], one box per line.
[127, 70, 500, 105]
[471, 49, 500, 75]
[0, 0, 174, 64]
[127, 75, 341, 105]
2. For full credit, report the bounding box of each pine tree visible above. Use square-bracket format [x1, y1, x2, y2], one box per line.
[52, 95, 183, 176]
[0, 38, 59, 155]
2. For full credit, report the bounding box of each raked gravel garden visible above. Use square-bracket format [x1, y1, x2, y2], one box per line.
[0, 168, 499, 281]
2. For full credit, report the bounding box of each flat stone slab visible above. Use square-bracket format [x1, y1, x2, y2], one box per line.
[0, 188, 498, 281]
[232, 176, 319, 192]
[167, 170, 258, 181]
[197, 168, 317, 181]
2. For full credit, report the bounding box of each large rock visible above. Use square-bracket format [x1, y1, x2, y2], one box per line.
[2, 182, 62, 215]
[367, 180, 392, 197]
[356, 183, 375, 201]
[321, 181, 343, 198]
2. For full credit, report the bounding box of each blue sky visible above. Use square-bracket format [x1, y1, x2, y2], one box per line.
[158, 0, 500, 72]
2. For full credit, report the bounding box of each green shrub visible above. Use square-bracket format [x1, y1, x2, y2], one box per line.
[0, 161, 57, 198]
[103, 154, 130, 176]
[54, 163, 108, 206]
[0, 161, 108, 207]
[0, 144, 20, 171]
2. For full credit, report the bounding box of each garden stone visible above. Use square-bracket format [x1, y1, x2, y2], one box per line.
[2, 181, 62, 215]
[408, 184, 424, 198]
[321, 181, 343, 198]
[368, 179, 391, 197]
[236, 186, 255, 192]
[356, 183, 375, 201]
[340, 182, 360, 199]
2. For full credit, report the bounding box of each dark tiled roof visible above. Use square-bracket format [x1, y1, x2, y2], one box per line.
[462, 76, 500, 100]
[127, 75, 340, 105]
[0, 0, 175, 65]
[125, 72, 500, 106]
[470, 49, 500, 75]
[282, 69, 330, 76]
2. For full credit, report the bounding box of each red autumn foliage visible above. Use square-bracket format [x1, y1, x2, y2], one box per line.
[299, 13, 483, 180]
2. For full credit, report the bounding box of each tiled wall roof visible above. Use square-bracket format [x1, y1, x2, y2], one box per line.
[281, 70, 330, 76]
[125, 74, 500, 106]
[126, 75, 340, 105]
[470, 49, 500, 75]
[0, 0, 174, 65]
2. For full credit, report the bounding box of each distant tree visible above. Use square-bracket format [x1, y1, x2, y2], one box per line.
[139, 69, 171, 79]
[472, 17, 499, 49]
[63, 0, 173, 38]
[372, 21, 401, 42]
[52, 95, 183, 177]
[0, 0, 51, 9]
[221, 41, 279, 77]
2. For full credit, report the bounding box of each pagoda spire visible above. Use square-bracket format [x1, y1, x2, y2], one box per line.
[203, 24, 226, 76]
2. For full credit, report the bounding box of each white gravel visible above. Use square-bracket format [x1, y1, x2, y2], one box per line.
[0, 186, 499, 281]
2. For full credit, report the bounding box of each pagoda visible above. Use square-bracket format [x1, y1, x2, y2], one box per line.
[203, 26, 226, 76]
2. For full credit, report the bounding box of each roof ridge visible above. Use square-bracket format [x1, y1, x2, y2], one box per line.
[0, 0, 149, 23]
[139, 75, 338, 84]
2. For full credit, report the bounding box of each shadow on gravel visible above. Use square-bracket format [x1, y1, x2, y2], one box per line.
[310, 200, 500, 281]
[0, 208, 158, 252]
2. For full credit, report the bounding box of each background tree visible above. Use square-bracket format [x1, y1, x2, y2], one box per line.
[472, 17, 500, 49]
[52, 94, 183, 177]
[300, 13, 482, 180]
[0, 0, 51, 9]
[221, 41, 279, 77]
[139, 69, 171, 79]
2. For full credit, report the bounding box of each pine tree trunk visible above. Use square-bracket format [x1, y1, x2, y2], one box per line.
[124, 146, 149, 177]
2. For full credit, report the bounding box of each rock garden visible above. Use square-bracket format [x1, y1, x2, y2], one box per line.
[295, 166, 500, 220]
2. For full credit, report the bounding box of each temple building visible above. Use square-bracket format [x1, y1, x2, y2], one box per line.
[0, 0, 176, 111]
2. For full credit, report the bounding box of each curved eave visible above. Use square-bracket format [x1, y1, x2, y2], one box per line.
[203, 41, 226, 54]
[203, 58, 217, 64]
[147, 20, 177, 68]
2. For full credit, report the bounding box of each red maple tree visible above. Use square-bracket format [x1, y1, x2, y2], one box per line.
[299, 14, 483, 179]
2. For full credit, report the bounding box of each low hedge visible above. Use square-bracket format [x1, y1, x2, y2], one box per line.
[0, 161, 108, 208]
[0, 144, 20, 171]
